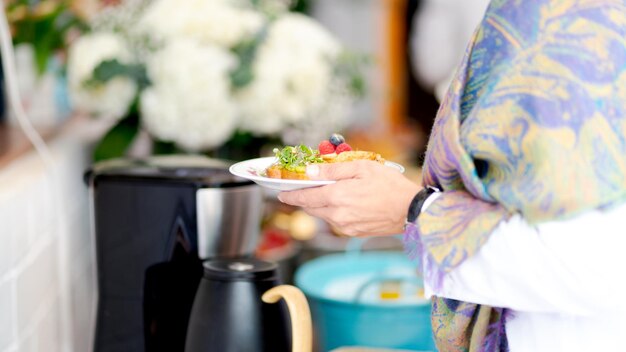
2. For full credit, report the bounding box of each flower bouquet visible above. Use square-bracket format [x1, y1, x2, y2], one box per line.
[4, 0, 84, 125]
[67, 0, 366, 161]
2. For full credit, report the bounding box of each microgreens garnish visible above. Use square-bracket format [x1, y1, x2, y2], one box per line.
[273, 144, 324, 172]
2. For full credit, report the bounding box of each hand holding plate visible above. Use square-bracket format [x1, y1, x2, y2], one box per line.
[277, 160, 421, 237]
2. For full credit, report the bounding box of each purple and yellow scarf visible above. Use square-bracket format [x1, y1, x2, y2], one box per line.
[404, 1, 626, 351]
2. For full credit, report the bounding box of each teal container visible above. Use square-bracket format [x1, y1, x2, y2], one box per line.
[295, 251, 435, 352]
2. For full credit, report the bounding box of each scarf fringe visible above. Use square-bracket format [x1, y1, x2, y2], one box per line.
[403, 223, 446, 291]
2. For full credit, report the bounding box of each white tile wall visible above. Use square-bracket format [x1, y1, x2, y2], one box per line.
[16, 333, 36, 352]
[0, 280, 15, 350]
[0, 124, 97, 352]
[36, 297, 61, 352]
[16, 240, 59, 333]
[0, 208, 13, 280]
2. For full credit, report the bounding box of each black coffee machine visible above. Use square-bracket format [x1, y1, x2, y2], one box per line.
[86, 155, 264, 352]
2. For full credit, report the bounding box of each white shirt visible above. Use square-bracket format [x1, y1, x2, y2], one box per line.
[422, 193, 626, 352]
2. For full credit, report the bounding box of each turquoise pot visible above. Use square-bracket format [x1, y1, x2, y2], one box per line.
[295, 251, 436, 352]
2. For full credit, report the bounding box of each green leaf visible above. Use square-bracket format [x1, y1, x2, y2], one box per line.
[34, 42, 52, 76]
[210, 131, 281, 161]
[291, 0, 310, 13]
[229, 26, 268, 89]
[93, 115, 140, 161]
[152, 140, 179, 155]
[230, 66, 254, 88]
[335, 50, 371, 98]
[87, 59, 150, 89]
[10, 2, 76, 77]
[91, 60, 128, 82]
[350, 75, 366, 97]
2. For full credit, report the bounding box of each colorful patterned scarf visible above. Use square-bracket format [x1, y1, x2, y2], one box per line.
[404, 1, 626, 351]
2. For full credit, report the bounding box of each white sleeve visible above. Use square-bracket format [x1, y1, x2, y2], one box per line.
[422, 194, 626, 316]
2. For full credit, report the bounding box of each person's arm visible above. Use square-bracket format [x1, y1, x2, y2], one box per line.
[422, 192, 626, 316]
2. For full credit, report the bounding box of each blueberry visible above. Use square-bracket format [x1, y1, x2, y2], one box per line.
[329, 133, 345, 146]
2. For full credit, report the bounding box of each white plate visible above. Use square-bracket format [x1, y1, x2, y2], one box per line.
[229, 156, 405, 191]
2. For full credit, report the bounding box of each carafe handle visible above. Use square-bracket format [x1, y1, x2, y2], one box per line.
[262, 285, 312, 352]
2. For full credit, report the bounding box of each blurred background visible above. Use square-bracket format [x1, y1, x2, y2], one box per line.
[0, 0, 488, 351]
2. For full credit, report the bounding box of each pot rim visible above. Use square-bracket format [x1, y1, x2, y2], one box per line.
[294, 251, 431, 309]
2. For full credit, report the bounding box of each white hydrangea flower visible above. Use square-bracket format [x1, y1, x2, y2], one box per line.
[140, 39, 239, 151]
[236, 13, 342, 136]
[67, 32, 137, 120]
[137, 0, 265, 48]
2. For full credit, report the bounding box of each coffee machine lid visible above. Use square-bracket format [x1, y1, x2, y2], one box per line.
[85, 155, 254, 188]
[203, 258, 278, 281]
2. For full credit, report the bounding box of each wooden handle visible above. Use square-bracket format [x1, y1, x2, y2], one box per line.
[262, 285, 312, 352]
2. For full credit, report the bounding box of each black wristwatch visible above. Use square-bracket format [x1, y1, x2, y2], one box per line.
[406, 187, 438, 225]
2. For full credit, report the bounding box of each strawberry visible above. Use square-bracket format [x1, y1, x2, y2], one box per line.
[335, 143, 352, 154]
[318, 140, 336, 155]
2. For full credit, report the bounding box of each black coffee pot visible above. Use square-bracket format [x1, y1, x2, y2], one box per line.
[185, 258, 312, 352]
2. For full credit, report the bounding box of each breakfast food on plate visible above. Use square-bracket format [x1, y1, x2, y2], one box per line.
[266, 144, 324, 180]
[264, 134, 385, 180]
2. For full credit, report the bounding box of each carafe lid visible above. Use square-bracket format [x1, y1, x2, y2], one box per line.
[84, 155, 253, 188]
[203, 258, 278, 281]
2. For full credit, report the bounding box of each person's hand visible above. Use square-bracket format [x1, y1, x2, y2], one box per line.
[277, 160, 422, 237]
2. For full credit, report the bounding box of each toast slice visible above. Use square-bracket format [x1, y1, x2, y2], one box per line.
[322, 150, 385, 164]
[266, 150, 385, 180]
[265, 164, 309, 180]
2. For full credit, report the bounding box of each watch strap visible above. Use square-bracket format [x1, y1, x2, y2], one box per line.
[406, 187, 438, 224]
